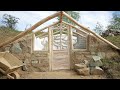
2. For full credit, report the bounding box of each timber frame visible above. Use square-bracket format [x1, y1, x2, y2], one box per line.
[0, 11, 120, 71]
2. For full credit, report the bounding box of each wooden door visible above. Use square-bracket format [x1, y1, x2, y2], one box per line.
[51, 25, 70, 70]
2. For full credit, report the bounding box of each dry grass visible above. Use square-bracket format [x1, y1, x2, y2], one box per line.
[0, 27, 21, 44]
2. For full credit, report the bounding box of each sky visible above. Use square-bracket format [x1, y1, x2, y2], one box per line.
[0, 11, 113, 32]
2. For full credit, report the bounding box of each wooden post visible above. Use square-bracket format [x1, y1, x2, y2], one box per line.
[87, 34, 90, 51]
[48, 27, 52, 71]
[0, 12, 60, 48]
[60, 11, 63, 23]
[68, 26, 73, 69]
[60, 22, 62, 50]
[59, 12, 63, 50]
[31, 32, 34, 54]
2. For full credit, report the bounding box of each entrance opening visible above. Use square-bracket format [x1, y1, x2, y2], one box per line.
[51, 23, 70, 70]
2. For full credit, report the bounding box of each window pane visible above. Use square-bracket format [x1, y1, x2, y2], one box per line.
[72, 28, 87, 49]
[34, 29, 48, 51]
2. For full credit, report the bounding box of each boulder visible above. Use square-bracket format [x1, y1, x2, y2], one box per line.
[10, 43, 22, 54]
[89, 56, 103, 67]
[5, 46, 11, 52]
[76, 68, 90, 76]
[89, 60, 103, 67]
[97, 52, 105, 59]
[22, 65, 28, 71]
[84, 60, 89, 66]
[90, 66, 104, 75]
[24, 59, 30, 64]
[75, 63, 87, 69]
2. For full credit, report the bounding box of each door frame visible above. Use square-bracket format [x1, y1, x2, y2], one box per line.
[48, 25, 71, 71]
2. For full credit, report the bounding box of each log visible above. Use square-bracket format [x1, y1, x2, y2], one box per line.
[0, 11, 60, 48]
[34, 21, 59, 34]
[60, 11, 63, 23]
[63, 11, 120, 50]
[73, 31, 86, 38]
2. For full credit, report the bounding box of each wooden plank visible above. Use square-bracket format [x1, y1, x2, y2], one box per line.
[0, 11, 60, 48]
[62, 11, 120, 50]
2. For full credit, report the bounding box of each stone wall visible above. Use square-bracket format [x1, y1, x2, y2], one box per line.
[0, 34, 49, 72]
[71, 35, 119, 69]
[89, 35, 119, 59]
[0, 33, 119, 72]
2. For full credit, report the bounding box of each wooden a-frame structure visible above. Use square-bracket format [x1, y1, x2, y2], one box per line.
[0, 11, 119, 50]
[0, 11, 119, 71]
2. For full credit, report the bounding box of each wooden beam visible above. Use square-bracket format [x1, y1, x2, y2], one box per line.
[34, 21, 60, 34]
[0, 12, 60, 48]
[36, 32, 48, 38]
[62, 21, 88, 35]
[73, 31, 86, 38]
[62, 11, 120, 50]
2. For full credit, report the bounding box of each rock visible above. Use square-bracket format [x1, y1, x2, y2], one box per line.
[89, 56, 103, 67]
[5, 46, 11, 52]
[89, 60, 103, 67]
[76, 68, 90, 76]
[84, 60, 89, 66]
[75, 63, 87, 69]
[10, 43, 22, 54]
[19, 42, 29, 53]
[25, 53, 31, 58]
[90, 66, 104, 75]
[13, 53, 25, 60]
[97, 52, 105, 59]
[24, 59, 30, 64]
[22, 63, 28, 71]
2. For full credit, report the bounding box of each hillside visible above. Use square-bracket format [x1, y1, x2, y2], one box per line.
[0, 27, 21, 44]
[102, 35, 120, 79]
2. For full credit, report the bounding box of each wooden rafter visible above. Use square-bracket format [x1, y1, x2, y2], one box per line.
[34, 21, 60, 34]
[73, 32, 87, 38]
[0, 11, 61, 48]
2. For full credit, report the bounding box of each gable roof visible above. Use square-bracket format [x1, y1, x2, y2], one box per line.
[0, 11, 119, 51]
